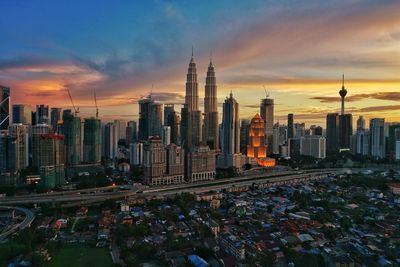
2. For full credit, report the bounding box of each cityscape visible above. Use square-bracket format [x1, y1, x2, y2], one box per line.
[1, 1, 400, 267]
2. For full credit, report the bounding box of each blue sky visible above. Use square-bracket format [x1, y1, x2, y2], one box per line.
[0, 0, 400, 125]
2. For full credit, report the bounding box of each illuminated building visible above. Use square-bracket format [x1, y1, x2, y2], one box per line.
[247, 114, 275, 167]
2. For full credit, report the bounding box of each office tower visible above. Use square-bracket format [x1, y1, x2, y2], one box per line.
[12, 105, 32, 125]
[247, 114, 267, 158]
[38, 134, 65, 188]
[218, 92, 243, 169]
[102, 122, 118, 159]
[83, 117, 101, 164]
[36, 104, 50, 124]
[126, 120, 137, 145]
[273, 123, 287, 155]
[220, 92, 240, 155]
[326, 113, 339, 153]
[260, 96, 274, 154]
[338, 114, 353, 150]
[62, 113, 81, 165]
[8, 124, 29, 171]
[114, 119, 127, 142]
[166, 110, 180, 145]
[395, 128, 400, 160]
[50, 107, 62, 132]
[186, 144, 216, 182]
[356, 116, 366, 133]
[0, 86, 10, 130]
[164, 104, 175, 126]
[129, 142, 143, 165]
[181, 52, 202, 150]
[240, 119, 250, 154]
[388, 124, 400, 158]
[356, 130, 370, 155]
[162, 126, 171, 146]
[138, 95, 163, 140]
[0, 130, 17, 174]
[370, 118, 385, 159]
[287, 114, 294, 140]
[300, 135, 326, 159]
[165, 144, 184, 183]
[143, 137, 166, 185]
[31, 111, 37, 125]
[149, 102, 163, 138]
[310, 125, 323, 136]
[203, 58, 219, 150]
[288, 138, 301, 158]
[294, 123, 305, 139]
[138, 96, 152, 140]
[31, 124, 51, 168]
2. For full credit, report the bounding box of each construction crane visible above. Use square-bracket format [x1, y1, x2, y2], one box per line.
[263, 85, 270, 98]
[66, 88, 79, 116]
[94, 90, 99, 119]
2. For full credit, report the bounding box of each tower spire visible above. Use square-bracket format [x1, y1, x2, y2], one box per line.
[191, 46, 194, 57]
[342, 73, 345, 88]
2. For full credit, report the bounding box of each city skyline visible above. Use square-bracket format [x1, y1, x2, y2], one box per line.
[1, 1, 400, 125]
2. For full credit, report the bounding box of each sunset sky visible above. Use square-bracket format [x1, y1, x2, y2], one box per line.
[1, 0, 400, 126]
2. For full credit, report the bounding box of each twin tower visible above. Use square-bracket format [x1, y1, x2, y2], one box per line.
[181, 52, 218, 151]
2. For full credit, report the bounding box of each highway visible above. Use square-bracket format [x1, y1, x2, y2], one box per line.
[0, 169, 347, 206]
[0, 206, 35, 240]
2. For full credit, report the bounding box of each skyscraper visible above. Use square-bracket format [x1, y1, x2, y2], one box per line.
[218, 92, 242, 169]
[220, 92, 240, 155]
[138, 95, 163, 140]
[300, 135, 326, 159]
[287, 113, 294, 140]
[164, 104, 175, 126]
[38, 133, 65, 188]
[203, 58, 219, 150]
[370, 118, 385, 159]
[240, 119, 250, 154]
[166, 109, 180, 145]
[36, 104, 50, 124]
[83, 117, 101, 164]
[338, 114, 353, 150]
[12, 104, 32, 125]
[260, 96, 274, 154]
[62, 113, 81, 165]
[0, 86, 10, 130]
[114, 119, 127, 142]
[162, 126, 171, 146]
[130, 142, 143, 165]
[8, 124, 29, 171]
[356, 116, 366, 133]
[326, 113, 339, 153]
[181, 51, 202, 150]
[102, 122, 118, 159]
[32, 124, 52, 168]
[50, 107, 62, 132]
[126, 120, 137, 145]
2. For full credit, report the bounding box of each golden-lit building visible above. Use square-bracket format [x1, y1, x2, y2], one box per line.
[247, 113, 276, 167]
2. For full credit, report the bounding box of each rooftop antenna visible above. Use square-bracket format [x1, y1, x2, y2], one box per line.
[94, 90, 99, 119]
[191, 45, 194, 57]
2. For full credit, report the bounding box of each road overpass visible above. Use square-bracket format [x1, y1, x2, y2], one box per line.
[0, 169, 347, 206]
[0, 206, 35, 240]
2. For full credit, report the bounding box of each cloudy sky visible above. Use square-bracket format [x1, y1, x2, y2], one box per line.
[1, 0, 399, 126]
